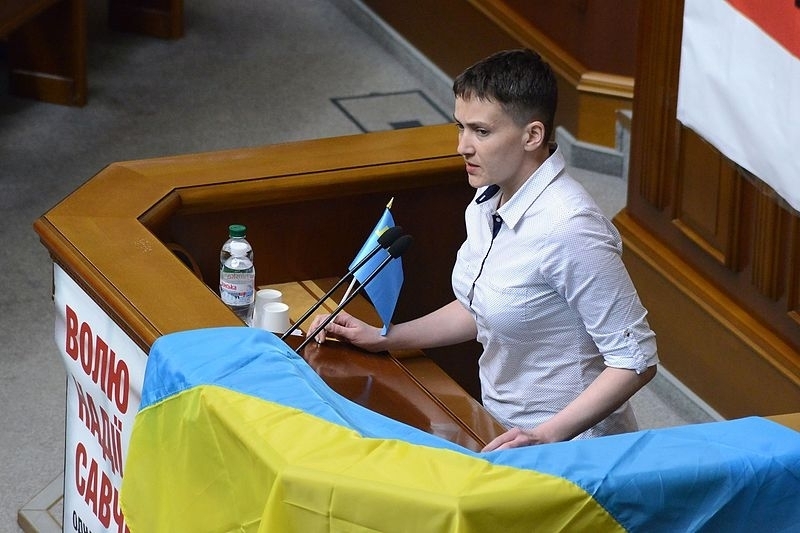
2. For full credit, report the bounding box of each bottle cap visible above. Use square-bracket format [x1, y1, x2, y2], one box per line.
[228, 224, 247, 238]
[229, 241, 250, 256]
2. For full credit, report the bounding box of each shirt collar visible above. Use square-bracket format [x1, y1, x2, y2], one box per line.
[491, 143, 565, 230]
[475, 184, 501, 204]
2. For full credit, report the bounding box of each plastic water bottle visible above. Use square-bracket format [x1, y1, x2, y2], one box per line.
[220, 224, 253, 267]
[219, 240, 255, 324]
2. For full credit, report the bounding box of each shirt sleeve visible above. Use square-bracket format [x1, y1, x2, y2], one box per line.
[539, 208, 659, 373]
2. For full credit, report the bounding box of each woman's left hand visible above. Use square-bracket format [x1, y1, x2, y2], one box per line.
[481, 427, 554, 452]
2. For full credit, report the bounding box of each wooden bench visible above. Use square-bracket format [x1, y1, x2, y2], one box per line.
[0, 0, 183, 107]
[0, 0, 87, 106]
[109, 0, 184, 40]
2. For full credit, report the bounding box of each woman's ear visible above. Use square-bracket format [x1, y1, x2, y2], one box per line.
[524, 121, 546, 151]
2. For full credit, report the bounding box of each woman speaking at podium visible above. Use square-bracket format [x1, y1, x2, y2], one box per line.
[310, 49, 659, 451]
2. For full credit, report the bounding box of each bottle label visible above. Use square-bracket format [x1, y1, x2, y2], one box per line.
[220, 272, 255, 306]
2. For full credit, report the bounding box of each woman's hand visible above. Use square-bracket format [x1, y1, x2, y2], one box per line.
[481, 427, 555, 452]
[307, 310, 387, 352]
[309, 299, 477, 354]
[482, 365, 658, 452]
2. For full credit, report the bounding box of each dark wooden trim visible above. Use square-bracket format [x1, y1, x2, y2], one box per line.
[108, 0, 184, 40]
[4, 0, 87, 106]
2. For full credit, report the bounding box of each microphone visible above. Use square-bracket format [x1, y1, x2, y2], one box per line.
[295, 234, 413, 353]
[279, 226, 404, 340]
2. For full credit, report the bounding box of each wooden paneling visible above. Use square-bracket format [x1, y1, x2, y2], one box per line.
[361, 0, 518, 80]
[618, 0, 800, 417]
[361, 0, 634, 147]
[673, 130, 740, 267]
[626, 0, 682, 211]
[502, 0, 637, 76]
[616, 213, 800, 416]
[790, 216, 800, 326]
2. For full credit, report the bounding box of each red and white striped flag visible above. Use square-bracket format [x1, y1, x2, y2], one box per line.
[677, 0, 800, 211]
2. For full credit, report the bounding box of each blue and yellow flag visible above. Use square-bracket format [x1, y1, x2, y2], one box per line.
[121, 328, 800, 532]
[349, 200, 403, 334]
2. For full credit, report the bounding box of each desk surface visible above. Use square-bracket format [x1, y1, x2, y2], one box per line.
[273, 281, 800, 448]
[768, 412, 800, 432]
[269, 279, 505, 452]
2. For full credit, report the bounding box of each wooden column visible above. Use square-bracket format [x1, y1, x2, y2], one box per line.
[615, 0, 800, 417]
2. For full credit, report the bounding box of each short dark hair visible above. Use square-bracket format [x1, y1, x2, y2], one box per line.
[453, 49, 558, 140]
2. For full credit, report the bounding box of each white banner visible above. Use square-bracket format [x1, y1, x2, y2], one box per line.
[54, 264, 147, 533]
[677, 0, 800, 212]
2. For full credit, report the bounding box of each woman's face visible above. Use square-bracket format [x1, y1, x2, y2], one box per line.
[454, 96, 538, 199]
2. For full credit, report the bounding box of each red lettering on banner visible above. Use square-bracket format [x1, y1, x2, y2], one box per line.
[75, 442, 130, 533]
[73, 378, 125, 476]
[84, 451, 99, 517]
[73, 378, 90, 427]
[85, 392, 102, 442]
[93, 335, 110, 391]
[64, 305, 130, 413]
[65, 305, 80, 361]
[75, 441, 87, 495]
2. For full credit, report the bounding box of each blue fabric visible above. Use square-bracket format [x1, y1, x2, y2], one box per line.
[487, 418, 800, 532]
[141, 327, 461, 452]
[143, 327, 800, 533]
[348, 207, 403, 334]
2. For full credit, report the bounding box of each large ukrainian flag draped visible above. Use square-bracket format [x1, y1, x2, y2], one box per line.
[121, 328, 800, 532]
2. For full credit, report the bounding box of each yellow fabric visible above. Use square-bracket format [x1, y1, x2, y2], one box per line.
[122, 385, 624, 533]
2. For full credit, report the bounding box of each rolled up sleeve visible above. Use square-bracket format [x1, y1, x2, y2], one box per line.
[599, 316, 659, 374]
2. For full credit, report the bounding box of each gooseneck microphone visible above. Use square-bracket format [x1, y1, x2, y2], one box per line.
[280, 226, 404, 340]
[295, 234, 413, 353]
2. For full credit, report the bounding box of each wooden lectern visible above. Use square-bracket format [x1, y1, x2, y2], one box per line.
[34, 124, 505, 451]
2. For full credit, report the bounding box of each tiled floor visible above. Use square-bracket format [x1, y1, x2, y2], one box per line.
[333, 90, 451, 132]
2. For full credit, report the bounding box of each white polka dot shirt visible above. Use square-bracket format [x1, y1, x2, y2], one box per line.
[451, 146, 659, 439]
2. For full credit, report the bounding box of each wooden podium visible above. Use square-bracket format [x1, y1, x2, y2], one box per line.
[34, 124, 503, 450]
[271, 278, 504, 450]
